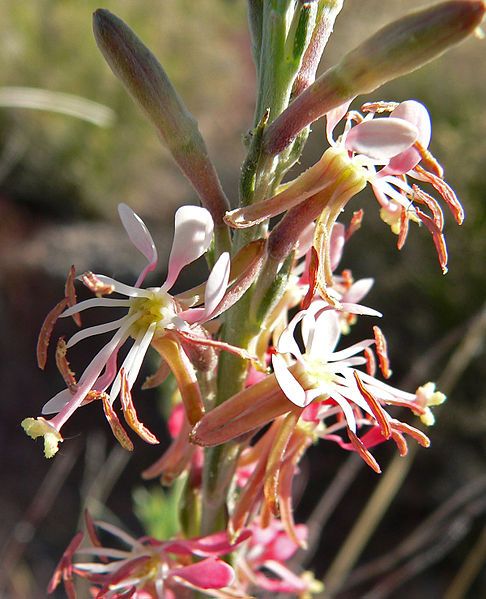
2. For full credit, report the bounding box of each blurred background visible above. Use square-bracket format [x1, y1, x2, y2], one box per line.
[0, 1, 484, 597]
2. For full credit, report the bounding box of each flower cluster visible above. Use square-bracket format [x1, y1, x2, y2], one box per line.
[20, 2, 483, 597]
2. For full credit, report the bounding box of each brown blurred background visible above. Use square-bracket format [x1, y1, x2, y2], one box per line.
[0, 1, 485, 597]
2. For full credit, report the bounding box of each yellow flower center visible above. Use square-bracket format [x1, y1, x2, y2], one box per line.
[128, 288, 176, 338]
[292, 355, 336, 397]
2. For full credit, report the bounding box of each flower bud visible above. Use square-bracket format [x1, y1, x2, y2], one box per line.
[93, 9, 230, 225]
[264, 0, 485, 155]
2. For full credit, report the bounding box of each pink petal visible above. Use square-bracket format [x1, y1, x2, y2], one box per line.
[260, 527, 307, 563]
[252, 560, 308, 593]
[345, 118, 418, 161]
[272, 354, 306, 407]
[391, 100, 431, 147]
[164, 530, 250, 557]
[343, 277, 374, 304]
[163, 206, 214, 291]
[167, 404, 186, 438]
[326, 100, 353, 144]
[171, 557, 234, 589]
[330, 222, 346, 271]
[295, 222, 315, 259]
[203, 252, 230, 319]
[42, 388, 73, 415]
[118, 204, 158, 286]
[379, 101, 431, 176]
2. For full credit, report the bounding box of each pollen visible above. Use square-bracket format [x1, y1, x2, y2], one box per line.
[21, 417, 63, 458]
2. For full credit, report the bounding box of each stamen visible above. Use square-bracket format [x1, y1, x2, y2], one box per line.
[65, 265, 81, 326]
[347, 429, 381, 474]
[55, 337, 77, 391]
[414, 141, 444, 178]
[120, 369, 159, 445]
[364, 347, 376, 377]
[414, 165, 464, 224]
[390, 419, 430, 447]
[101, 392, 134, 451]
[413, 185, 444, 229]
[397, 206, 409, 250]
[81, 272, 115, 296]
[391, 430, 408, 456]
[415, 208, 449, 274]
[361, 101, 399, 114]
[301, 247, 318, 310]
[37, 298, 68, 370]
[373, 325, 392, 379]
[346, 209, 364, 240]
[353, 371, 391, 439]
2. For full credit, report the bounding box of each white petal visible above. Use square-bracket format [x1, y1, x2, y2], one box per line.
[162, 206, 214, 291]
[272, 354, 306, 407]
[328, 339, 374, 362]
[307, 310, 341, 359]
[277, 311, 305, 358]
[66, 315, 129, 348]
[90, 275, 152, 298]
[345, 118, 418, 161]
[330, 390, 357, 433]
[127, 322, 156, 388]
[42, 313, 139, 424]
[42, 388, 73, 415]
[203, 252, 230, 318]
[340, 302, 382, 318]
[118, 203, 158, 267]
[61, 298, 132, 318]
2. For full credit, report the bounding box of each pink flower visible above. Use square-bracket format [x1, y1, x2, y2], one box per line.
[236, 518, 322, 596]
[22, 204, 231, 457]
[326, 99, 463, 273]
[49, 516, 251, 598]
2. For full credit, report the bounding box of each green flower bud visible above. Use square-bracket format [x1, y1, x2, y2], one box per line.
[93, 9, 230, 225]
[264, 0, 485, 155]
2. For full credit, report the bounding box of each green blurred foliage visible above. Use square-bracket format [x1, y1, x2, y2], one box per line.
[133, 479, 184, 540]
[0, 0, 251, 218]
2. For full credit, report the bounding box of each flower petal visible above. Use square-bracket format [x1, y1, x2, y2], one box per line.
[118, 203, 158, 282]
[345, 117, 418, 161]
[171, 557, 235, 590]
[330, 222, 346, 271]
[391, 100, 431, 147]
[326, 100, 353, 144]
[203, 252, 230, 319]
[276, 311, 305, 358]
[307, 310, 341, 359]
[272, 354, 306, 407]
[163, 206, 214, 291]
[66, 315, 129, 349]
[60, 298, 132, 318]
